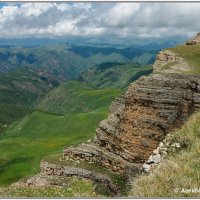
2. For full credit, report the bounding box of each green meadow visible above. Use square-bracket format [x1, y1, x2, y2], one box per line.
[0, 111, 107, 185]
[0, 81, 121, 185]
[36, 81, 122, 114]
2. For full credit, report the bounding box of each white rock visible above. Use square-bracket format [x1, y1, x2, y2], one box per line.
[147, 154, 161, 164]
[172, 142, 181, 148]
[143, 164, 151, 172]
[166, 142, 170, 147]
[159, 142, 164, 148]
[153, 148, 159, 155]
[175, 143, 181, 148]
[160, 147, 168, 152]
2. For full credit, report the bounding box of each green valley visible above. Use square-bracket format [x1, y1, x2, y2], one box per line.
[36, 80, 121, 114]
[0, 67, 59, 133]
[0, 80, 122, 185]
[0, 111, 107, 185]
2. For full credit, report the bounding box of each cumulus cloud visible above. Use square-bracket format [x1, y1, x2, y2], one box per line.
[0, 2, 200, 38]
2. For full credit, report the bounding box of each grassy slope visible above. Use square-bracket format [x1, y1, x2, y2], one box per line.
[0, 178, 98, 198]
[0, 80, 121, 185]
[92, 64, 152, 89]
[36, 80, 121, 114]
[81, 63, 152, 89]
[0, 111, 107, 185]
[168, 45, 200, 74]
[130, 112, 200, 198]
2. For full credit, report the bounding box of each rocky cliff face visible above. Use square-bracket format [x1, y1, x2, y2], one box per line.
[95, 73, 200, 164]
[62, 72, 200, 178]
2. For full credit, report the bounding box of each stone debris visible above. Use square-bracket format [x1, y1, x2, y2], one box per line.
[142, 133, 182, 172]
[40, 161, 119, 194]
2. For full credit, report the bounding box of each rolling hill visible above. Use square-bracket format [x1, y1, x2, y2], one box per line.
[79, 62, 152, 89]
[0, 44, 154, 133]
[0, 111, 107, 185]
[36, 81, 121, 115]
[0, 67, 59, 133]
[0, 45, 94, 80]
[0, 80, 121, 185]
[0, 44, 157, 77]
[68, 45, 158, 65]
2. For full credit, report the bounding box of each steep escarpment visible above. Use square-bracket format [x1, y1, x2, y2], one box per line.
[95, 73, 200, 164]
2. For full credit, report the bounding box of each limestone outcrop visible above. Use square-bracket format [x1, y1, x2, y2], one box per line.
[63, 72, 200, 178]
[95, 73, 200, 164]
[153, 50, 184, 72]
[186, 32, 200, 45]
[40, 161, 119, 194]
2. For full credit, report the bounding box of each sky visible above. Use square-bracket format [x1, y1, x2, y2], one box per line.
[0, 2, 200, 39]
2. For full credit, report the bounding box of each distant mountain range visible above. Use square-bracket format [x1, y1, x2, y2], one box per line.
[0, 35, 187, 48]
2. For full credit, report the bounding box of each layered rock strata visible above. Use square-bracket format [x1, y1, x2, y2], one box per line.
[95, 73, 200, 162]
[63, 144, 140, 175]
[40, 161, 119, 194]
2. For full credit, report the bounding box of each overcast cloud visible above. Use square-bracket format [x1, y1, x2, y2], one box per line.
[0, 2, 200, 38]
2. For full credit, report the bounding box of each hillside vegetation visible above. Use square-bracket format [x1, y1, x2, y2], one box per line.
[80, 63, 152, 89]
[36, 81, 121, 114]
[0, 44, 154, 132]
[0, 80, 121, 185]
[69, 45, 157, 65]
[0, 46, 93, 79]
[0, 178, 97, 198]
